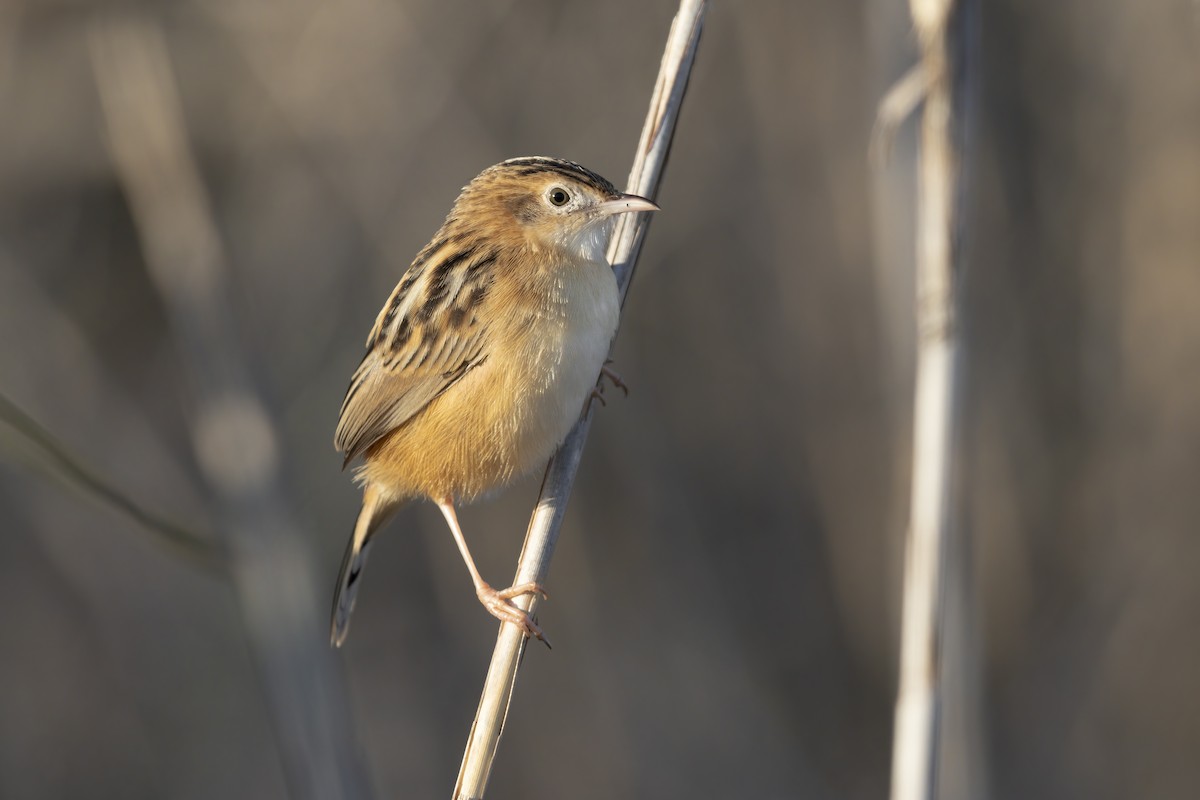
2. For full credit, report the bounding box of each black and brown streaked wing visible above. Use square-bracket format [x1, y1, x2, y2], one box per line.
[334, 245, 498, 466]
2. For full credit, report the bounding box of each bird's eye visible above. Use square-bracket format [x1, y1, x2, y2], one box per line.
[548, 187, 571, 207]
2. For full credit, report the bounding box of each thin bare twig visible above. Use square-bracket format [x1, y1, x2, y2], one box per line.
[0, 391, 225, 570]
[452, 2, 706, 798]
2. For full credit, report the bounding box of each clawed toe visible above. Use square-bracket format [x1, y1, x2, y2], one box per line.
[586, 362, 629, 414]
[477, 582, 551, 647]
[496, 581, 549, 601]
[601, 361, 629, 396]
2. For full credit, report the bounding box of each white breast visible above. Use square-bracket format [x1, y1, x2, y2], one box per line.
[509, 257, 620, 474]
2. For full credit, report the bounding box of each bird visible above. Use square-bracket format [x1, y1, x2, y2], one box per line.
[331, 156, 657, 647]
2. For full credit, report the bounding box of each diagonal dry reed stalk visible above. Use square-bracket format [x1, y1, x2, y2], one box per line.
[453, 2, 707, 798]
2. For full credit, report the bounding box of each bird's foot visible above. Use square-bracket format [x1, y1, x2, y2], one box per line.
[586, 360, 629, 413]
[477, 581, 551, 647]
[601, 360, 629, 395]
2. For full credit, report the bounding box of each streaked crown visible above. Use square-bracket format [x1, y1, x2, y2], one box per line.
[490, 156, 620, 197]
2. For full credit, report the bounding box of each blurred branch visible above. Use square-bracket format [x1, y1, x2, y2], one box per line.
[870, 64, 934, 166]
[0, 391, 225, 571]
[453, 2, 706, 798]
[89, 16, 371, 800]
[875, 1, 975, 800]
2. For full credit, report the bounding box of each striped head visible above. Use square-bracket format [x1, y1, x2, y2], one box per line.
[449, 156, 658, 262]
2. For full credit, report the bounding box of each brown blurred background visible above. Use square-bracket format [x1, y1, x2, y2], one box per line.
[2, 1, 1198, 798]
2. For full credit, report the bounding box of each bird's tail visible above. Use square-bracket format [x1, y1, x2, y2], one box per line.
[330, 484, 398, 647]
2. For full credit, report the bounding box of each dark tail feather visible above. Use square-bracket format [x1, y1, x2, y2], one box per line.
[330, 534, 373, 647]
[330, 486, 397, 647]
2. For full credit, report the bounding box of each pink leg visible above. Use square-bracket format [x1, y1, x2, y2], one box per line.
[585, 360, 630, 414]
[436, 498, 549, 645]
[601, 360, 629, 395]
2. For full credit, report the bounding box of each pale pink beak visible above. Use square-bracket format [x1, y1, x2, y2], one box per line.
[596, 193, 660, 215]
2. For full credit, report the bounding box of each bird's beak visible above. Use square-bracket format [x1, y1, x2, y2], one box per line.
[597, 193, 660, 216]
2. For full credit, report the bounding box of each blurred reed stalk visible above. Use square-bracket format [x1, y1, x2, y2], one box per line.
[89, 18, 371, 800]
[876, 1, 974, 799]
[453, 2, 706, 798]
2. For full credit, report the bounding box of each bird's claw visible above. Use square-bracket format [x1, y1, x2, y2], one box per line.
[601, 360, 629, 396]
[477, 582, 551, 648]
[586, 361, 629, 414]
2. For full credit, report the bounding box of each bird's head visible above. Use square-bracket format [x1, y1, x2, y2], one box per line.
[455, 156, 658, 262]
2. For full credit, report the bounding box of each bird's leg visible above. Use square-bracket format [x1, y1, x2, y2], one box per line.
[600, 359, 629, 395]
[586, 359, 629, 413]
[435, 498, 550, 645]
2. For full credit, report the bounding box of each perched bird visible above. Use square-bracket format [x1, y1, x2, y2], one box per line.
[331, 156, 657, 647]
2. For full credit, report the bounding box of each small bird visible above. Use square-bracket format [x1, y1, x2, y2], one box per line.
[331, 156, 657, 647]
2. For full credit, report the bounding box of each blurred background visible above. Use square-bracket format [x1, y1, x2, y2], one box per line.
[2, 1, 1198, 798]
